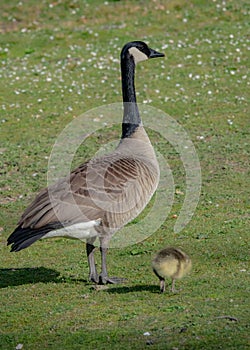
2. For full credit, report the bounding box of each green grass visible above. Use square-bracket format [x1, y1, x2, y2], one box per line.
[0, 0, 249, 349]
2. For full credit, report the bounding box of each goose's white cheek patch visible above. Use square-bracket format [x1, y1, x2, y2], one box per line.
[128, 47, 148, 64]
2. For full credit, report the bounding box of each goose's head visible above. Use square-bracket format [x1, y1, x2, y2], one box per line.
[121, 41, 165, 65]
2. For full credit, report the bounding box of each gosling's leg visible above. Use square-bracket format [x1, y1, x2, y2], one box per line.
[160, 278, 165, 293]
[99, 245, 127, 284]
[86, 242, 98, 283]
[171, 278, 176, 293]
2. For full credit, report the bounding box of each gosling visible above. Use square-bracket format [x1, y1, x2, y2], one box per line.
[152, 247, 192, 293]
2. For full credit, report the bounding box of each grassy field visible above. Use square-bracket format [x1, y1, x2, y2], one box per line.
[0, 0, 249, 349]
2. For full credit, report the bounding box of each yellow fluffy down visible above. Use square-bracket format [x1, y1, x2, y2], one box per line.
[152, 247, 192, 280]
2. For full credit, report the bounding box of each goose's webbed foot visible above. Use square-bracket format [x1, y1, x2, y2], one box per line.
[98, 274, 127, 285]
[89, 273, 99, 284]
[99, 245, 127, 284]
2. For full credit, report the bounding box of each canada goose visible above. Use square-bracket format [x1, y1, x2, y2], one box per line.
[7, 41, 165, 285]
[152, 247, 192, 293]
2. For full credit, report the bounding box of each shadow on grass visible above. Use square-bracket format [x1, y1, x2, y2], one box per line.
[106, 284, 160, 294]
[0, 268, 160, 292]
[0, 267, 63, 288]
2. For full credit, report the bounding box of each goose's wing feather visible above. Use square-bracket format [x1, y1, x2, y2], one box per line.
[18, 155, 141, 229]
[8, 153, 157, 250]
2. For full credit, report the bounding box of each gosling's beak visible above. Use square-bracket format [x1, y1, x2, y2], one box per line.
[149, 48, 165, 59]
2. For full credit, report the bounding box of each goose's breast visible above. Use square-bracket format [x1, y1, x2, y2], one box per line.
[102, 157, 159, 231]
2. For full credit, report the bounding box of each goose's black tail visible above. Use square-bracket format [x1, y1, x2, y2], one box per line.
[7, 223, 63, 252]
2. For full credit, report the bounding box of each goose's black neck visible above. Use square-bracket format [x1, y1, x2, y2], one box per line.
[121, 52, 141, 139]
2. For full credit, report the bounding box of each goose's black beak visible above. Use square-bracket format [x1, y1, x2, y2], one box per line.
[149, 48, 165, 59]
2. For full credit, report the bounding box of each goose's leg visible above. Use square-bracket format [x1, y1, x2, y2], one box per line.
[98, 237, 127, 284]
[99, 246, 110, 284]
[86, 238, 98, 283]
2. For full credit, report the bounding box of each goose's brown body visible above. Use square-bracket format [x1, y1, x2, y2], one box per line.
[9, 127, 159, 249]
[8, 41, 164, 284]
